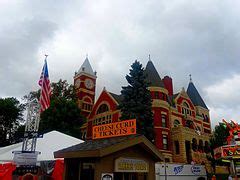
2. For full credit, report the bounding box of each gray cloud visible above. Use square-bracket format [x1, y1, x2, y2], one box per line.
[0, 0, 240, 126]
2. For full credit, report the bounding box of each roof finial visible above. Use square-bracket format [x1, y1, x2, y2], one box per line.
[86, 53, 88, 59]
[189, 74, 192, 82]
[149, 54, 151, 61]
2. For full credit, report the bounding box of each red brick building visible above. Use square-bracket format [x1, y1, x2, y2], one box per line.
[74, 57, 212, 163]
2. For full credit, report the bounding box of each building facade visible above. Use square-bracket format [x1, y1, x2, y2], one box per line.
[75, 57, 212, 164]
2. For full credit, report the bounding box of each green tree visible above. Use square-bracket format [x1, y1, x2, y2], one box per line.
[208, 123, 230, 173]
[118, 60, 154, 141]
[0, 97, 25, 146]
[35, 79, 86, 138]
[211, 123, 229, 148]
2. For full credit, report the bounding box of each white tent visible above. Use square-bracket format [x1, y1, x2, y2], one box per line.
[0, 130, 84, 162]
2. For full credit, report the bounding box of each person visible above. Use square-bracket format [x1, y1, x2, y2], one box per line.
[211, 175, 216, 180]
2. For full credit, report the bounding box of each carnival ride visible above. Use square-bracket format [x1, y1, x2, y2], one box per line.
[214, 119, 240, 177]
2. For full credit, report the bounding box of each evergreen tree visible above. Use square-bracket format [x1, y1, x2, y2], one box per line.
[119, 60, 154, 141]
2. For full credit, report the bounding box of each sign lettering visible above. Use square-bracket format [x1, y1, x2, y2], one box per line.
[92, 119, 136, 139]
[173, 165, 184, 175]
[115, 158, 148, 172]
[191, 165, 201, 175]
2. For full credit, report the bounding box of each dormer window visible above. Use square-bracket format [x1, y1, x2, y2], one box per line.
[97, 104, 109, 114]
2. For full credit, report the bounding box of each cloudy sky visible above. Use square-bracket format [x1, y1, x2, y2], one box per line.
[0, 0, 240, 126]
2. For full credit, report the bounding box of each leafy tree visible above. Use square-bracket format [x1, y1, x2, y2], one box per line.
[25, 79, 86, 138]
[12, 124, 25, 143]
[208, 123, 230, 173]
[118, 60, 154, 141]
[0, 97, 25, 146]
[211, 123, 229, 148]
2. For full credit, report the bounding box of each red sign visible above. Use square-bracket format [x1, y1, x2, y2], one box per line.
[222, 146, 240, 157]
[214, 145, 240, 159]
[92, 119, 136, 139]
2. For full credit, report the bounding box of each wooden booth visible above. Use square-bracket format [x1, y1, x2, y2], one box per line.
[54, 135, 164, 180]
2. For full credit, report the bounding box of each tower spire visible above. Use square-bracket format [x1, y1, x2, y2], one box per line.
[76, 55, 96, 77]
[148, 54, 151, 61]
[189, 74, 192, 83]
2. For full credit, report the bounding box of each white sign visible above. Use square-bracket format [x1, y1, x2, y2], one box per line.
[101, 173, 113, 180]
[13, 151, 39, 166]
[155, 163, 207, 176]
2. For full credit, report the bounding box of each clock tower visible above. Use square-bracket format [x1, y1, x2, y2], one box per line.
[74, 56, 97, 118]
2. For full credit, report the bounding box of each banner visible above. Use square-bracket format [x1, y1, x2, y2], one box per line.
[92, 119, 136, 139]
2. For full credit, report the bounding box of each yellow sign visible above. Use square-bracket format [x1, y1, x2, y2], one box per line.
[92, 119, 136, 139]
[115, 158, 149, 172]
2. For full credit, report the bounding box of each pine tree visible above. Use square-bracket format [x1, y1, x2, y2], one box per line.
[119, 60, 154, 141]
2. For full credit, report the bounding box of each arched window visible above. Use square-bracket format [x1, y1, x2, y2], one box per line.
[186, 120, 193, 129]
[174, 120, 180, 127]
[192, 138, 198, 151]
[174, 141, 180, 154]
[204, 141, 210, 153]
[97, 104, 109, 114]
[199, 140, 204, 152]
[183, 102, 189, 108]
[182, 102, 192, 116]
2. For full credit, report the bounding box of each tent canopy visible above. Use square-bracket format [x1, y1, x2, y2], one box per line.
[0, 131, 84, 162]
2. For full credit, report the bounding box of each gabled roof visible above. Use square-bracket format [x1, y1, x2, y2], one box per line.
[54, 135, 164, 161]
[145, 61, 165, 88]
[187, 82, 208, 109]
[109, 92, 123, 104]
[77, 57, 95, 76]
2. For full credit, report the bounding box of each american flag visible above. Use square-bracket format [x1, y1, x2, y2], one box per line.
[38, 57, 51, 112]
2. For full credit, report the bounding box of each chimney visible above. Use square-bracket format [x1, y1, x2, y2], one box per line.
[163, 76, 173, 96]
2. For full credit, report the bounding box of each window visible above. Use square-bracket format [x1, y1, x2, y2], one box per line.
[186, 120, 192, 128]
[174, 120, 180, 127]
[161, 93, 167, 101]
[192, 138, 198, 151]
[199, 140, 204, 152]
[163, 135, 168, 150]
[161, 114, 167, 127]
[204, 141, 210, 153]
[174, 141, 180, 154]
[82, 103, 92, 111]
[97, 104, 109, 114]
[93, 114, 112, 125]
[154, 92, 159, 99]
[182, 102, 192, 116]
[183, 102, 189, 108]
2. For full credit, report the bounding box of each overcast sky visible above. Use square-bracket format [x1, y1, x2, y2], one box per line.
[0, 0, 240, 127]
